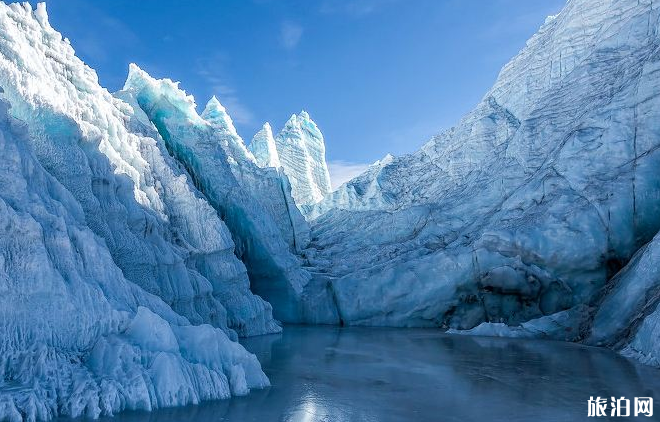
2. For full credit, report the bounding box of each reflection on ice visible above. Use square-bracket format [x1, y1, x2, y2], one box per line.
[78, 326, 660, 422]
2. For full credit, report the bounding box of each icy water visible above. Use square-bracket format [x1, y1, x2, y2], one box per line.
[80, 326, 659, 422]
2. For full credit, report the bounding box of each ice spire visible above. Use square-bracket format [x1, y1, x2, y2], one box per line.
[202, 95, 239, 137]
[123, 63, 202, 123]
[250, 122, 281, 169]
[274, 110, 331, 206]
[202, 96, 256, 164]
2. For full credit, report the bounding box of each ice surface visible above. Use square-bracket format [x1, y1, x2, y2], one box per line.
[272, 111, 332, 206]
[199, 94, 310, 255]
[448, 305, 591, 342]
[122, 64, 311, 323]
[249, 123, 281, 169]
[300, 0, 660, 363]
[587, 230, 660, 364]
[0, 3, 270, 420]
[201, 96, 257, 165]
[3, 0, 660, 420]
[80, 326, 660, 422]
[0, 0, 286, 338]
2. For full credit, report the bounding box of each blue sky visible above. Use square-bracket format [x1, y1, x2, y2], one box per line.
[25, 0, 565, 187]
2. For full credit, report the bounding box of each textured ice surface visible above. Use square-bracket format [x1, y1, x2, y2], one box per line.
[0, 0, 284, 338]
[122, 65, 311, 323]
[0, 3, 270, 420]
[271, 112, 332, 206]
[3, 0, 660, 420]
[587, 230, 660, 364]
[249, 123, 281, 170]
[200, 94, 310, 255]
[78, 327, 660, 422]
[448, 305, 591, 342]
[302, 0, 660, 363]
[0, 95, 267, 420]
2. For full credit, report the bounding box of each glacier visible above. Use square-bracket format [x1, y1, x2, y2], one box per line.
[0, 89, 268, 421]
[250, 123, 281, 170]
[250, 111, 332, 207]
[2, 0, 660, 420]
[0, 2, 296, 420]
[303, 0, 660, 364]
[121, 65, 312, 323]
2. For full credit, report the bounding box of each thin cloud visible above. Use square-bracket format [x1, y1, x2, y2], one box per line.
[327, 160, 370, 190]
[280, 22, 303, 50]
[320, 0, 400, 17]
[195, 55, 255, 125]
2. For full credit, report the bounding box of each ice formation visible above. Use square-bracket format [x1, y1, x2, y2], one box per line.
[302, 0, 660, 365]
[272, 111, 332, 206]
[121, 64, 311, 323]
[250, 123, 281, 169]
[3, 0, 660, 419]
[0, 2, 281, 420]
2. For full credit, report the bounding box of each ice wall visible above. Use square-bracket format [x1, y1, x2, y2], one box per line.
[0, 3, 273, 420]
[587, 230, 660, 364]
[0, 93, 267, 421]
[303, 0, 660, 358]
[122, 65, 311, 323]
[200, 96, 310, 253]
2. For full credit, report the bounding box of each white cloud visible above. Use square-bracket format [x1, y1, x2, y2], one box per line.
[280, 22, 303, 50]
[327, 160, 370, 190]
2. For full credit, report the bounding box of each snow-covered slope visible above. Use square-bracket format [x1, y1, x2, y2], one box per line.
[304, 0, 660, 358]
[271, 111, 332, 206]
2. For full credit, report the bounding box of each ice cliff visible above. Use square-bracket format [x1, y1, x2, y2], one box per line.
[0, 2, 310, 420]
[121, 65, 311, 323]
[304, 0, 660, 365]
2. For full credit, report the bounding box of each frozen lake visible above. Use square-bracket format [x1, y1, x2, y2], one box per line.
[72, 326, 659, 422]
